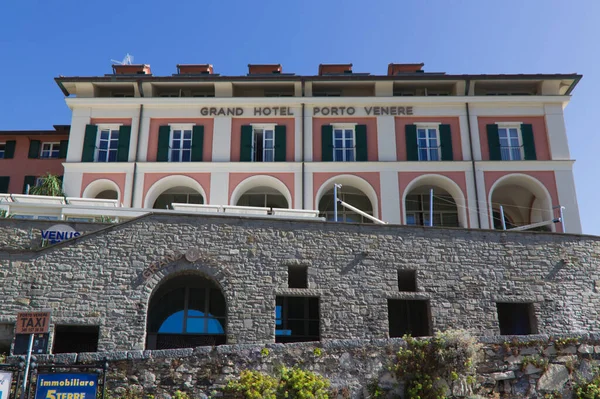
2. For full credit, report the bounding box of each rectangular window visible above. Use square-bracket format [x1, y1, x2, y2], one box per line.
[388, 299, 431, 338]
[405, 194, 459, 227]
[96, 126, 120, 162]
[498, 126, 523, 161]
[398, 270, 417, 292]
[170, 126, 193, 162]
[288, 266, 308, 289]
[497, 303, 537, 335]
[40, 142, 60, 159]
[0, 143, 5, 159]
[52, 325, 100, 354]
[417, 126, 440, 161]
[252, 126, 276, 162]
[276, 296, 319, 343]
[332, 126, 355, 162]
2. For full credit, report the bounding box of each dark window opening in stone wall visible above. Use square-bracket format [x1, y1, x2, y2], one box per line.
[276, 296, 319, 343]
[0, 323, 14, 355]
[497, 302, 537, 335]
[147, 274, 227, 350]
[288, 266, 308, 288]
[397, 270, 417, 292]
[388, 299, 431, 337]
[53, 325, 99, 354]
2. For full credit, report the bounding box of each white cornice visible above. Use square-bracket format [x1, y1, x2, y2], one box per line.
[63, 162, 135, 173]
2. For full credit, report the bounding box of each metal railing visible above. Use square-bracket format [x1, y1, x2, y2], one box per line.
[499, 145, 523, 160]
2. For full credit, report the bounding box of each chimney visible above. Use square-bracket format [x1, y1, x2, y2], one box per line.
[112, 64, 152, 75]
[248, 64, 282, 75]
[177, 64, 214, 75]
[318, 64, 353, 75]
[387, 63, 425, 75]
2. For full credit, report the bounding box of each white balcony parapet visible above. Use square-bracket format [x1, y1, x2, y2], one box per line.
[66, 198, 119, 207]
[222, 205, 270, 215]
[171, 203, 222, 213]
[9, 194, 65, 205]
[271, 208, 320, 218]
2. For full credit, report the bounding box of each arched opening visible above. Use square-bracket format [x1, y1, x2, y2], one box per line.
[318, 186, 374, 223]
[95, 190, 118, 200]
[405, 186, 459, 227]
[489, 174, 554, 231]
[146, 274, 226, 350]
[236, 186, 289, 208]
[152, 186, 204, 209]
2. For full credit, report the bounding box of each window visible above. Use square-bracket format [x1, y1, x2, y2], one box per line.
[398, 270, 417, 292]
[388, 299, 431, 338]
[170, 126, 193, 162]
[332, 125, 355, 162]
[52, 325, 99, 354]
[405, 194, 459, 227]
[40, 142, 60, 159]
[417, 126, 440, 161]
[498, 126, 523, 160]
[288, 266, 308, 289]
[497, 303, 537, 335]
[96, 126, 120, 162]
[276, 296, 319, 343]
[0, 143, 5, 159]
[252, 126, 275, 162]
[0, 323, 13, 355]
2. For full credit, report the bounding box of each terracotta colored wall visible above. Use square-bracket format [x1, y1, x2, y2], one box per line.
[478, 116, 550, 161]
[312, 118, 378, 162]
[398, 172, 469, 226]
[395, 117, 463, 161]
[230, 118, 295, 162]
[142, 173, 211, 206]
[484, 170, 561, 231]
[312, 172, 381, 217]
[0, 134, 68, 194]
[147, 119, 214, 162]
[80, 173, 127, 198]
[228, 173, 295, 207]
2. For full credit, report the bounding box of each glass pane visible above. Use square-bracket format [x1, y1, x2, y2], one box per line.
[265, 140, 274, 149]
[207, 318, 225, 334]
[173, 139, 180, 149]
[511, 148, 522, 160]
[335, 149, 344, 161]
[109, 140, 119, 149]
[159, 311, 184, 333]
[183, 130, 192, 140]
[405, 195, 421, 211]
[265, 130, 273, 139]
[509, 128, 518, 137]
[334, 130, 343, 138]
[108, 150, 117, 162]
[275, 306, 282, 325]
[264, 150, 274, 162]
[186, 317, 207, 333]
[98, 151, 107, 162]
[345, 149, 354, 162]
[182, 150, 191, 162]
[100, 131, 109, 140]
[345, 138, 353, 148]
[99, 140, 108, 150]
[419, 148, 428, 160]
[429, 148, 439, 161]
[111, 131, 119, 139]
[498, 128, 507, 138]
[417, 129, 426, 138]
[183, 140, 191, 149]
[418, 138, 427, 148]
[334, 138, 343, 148]
[428, 129, 437, 138]
[345, 129, 353, 138]
[171, 150, 180, 162]
[173, 131, 181, 140]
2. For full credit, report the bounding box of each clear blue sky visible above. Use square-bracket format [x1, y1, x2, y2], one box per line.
[1, 0, 598, 234]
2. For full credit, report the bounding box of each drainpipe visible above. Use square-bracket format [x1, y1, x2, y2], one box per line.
[129, 80, 145, 208]
[301, 78, 306, 209]
[464, 79, 482, 228]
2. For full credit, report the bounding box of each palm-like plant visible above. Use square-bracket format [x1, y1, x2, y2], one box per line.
[29, 174, 65, 197]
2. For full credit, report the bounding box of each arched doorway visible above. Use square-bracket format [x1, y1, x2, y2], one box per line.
[146, 274, 226, 350]
[153, 187, 204, 209]
[82, 179, 121, 203]
[489, 174, 554, 231]
[95, 190, 118, 200]
[318, 186, 374, 223]
[405, 186, 459, 227]
[236, 186, 289, 208]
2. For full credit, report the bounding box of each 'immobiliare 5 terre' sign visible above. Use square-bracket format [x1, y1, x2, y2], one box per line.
[35, 374, 98, 399]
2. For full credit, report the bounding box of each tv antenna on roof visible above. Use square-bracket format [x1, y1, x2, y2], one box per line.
[111, 53, 134, 65]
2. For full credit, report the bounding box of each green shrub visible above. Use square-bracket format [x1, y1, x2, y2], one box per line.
[224, 370, 278, 399]
[575, 375, 600, 399]
[279, 367, 330, 399]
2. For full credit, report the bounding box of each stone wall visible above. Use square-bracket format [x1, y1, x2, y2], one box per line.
[0, 214, 600, 351]
[11, 334, 600, 399]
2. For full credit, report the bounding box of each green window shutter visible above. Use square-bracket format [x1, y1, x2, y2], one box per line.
[191, 125, 204, 162]
[4, 141, 16, 159]
[439, 124, 453, 161]
[157, 126, 171, 162]
[240, 125, 253, 162]
[405, 125, 418, 161]
[0, 177, 9, 193]
[321, 125, 333, 162]
[274, 125, 287, 162]
[23, 176, 36, 194]
[355, 124, 368, 161]
[521, 124, 537, 160]
[28, 140, 41, 159]
[117, 125, 131, 162]
[486, 124, 501, 160]
[58, 140, 69, 159]
[81, 125, 98, 162]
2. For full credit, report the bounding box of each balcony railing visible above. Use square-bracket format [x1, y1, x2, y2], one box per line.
[500, 145, 523, 161]
[418, 145, 440, 161]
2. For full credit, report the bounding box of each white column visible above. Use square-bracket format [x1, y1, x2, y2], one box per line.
[464, 169, 480, 228]
[212, 117, 232, 162]
[294, 115, 302, 162]
[468, 111, 482, 161]
[66, 108, 92, 162]
[304, 171, 314, 210]
[458, 114, 471, 161]
[304, 112, 313, 162]
[62, 168, 83, 198]
[293, 171, 302, 209]
[129, 112, 140, 162]
[555, 169, 582, 233]
[209, 172, 230, 206]
[136, 114, 151, 162]
[132, 170, 145, 208]
[476, 168, 490, 229]
[376, 116, 397, 161]
[380, 171, 401, 224]
[544, 104, 571, 160]
[123, 169, 134, 207]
